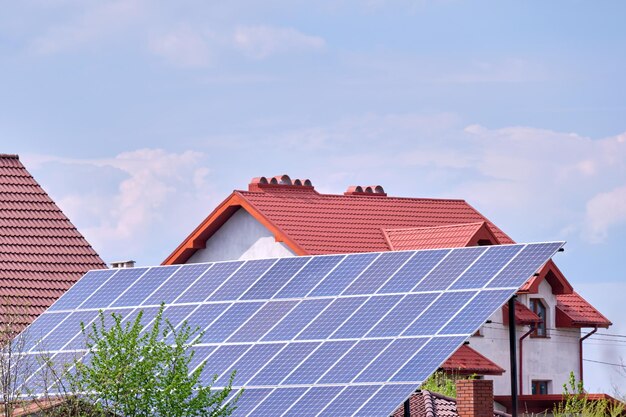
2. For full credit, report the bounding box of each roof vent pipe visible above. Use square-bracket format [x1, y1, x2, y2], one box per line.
[111, 260, 136, 269]
[270, 174, 292, 185]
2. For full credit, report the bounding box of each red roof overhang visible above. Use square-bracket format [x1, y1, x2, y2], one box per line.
[518, 260, 573, 295]
[502, 301, 542, 326]
[556, 292, 612, 328]
[441, 345, 505, 376]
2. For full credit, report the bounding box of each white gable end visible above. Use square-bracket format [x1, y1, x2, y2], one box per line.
[186, 208, 295, 263]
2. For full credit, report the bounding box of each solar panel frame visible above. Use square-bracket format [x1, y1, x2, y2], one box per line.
[16, 242, 564, 417]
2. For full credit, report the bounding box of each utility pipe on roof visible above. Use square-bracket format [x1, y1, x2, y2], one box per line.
[580, 327, 597, 383]
[518, 326, 536, 395]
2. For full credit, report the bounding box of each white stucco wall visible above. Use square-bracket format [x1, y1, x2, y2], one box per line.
[470, 280, 581, 395]
[186, 208, 295, 263]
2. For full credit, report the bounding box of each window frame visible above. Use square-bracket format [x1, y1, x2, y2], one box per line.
[531, 380, 550, 395]
[529, 298, 548, 338]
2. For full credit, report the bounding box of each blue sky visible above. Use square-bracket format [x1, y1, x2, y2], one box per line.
[1, 0, 626, 394]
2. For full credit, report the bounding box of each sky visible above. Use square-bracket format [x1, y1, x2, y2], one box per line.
[1, 0, 626, 395]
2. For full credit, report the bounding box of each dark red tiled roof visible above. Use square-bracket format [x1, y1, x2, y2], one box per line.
[556, 292, 612, 328]
[383, 222, 498, 251]
[0, 155, 106, 331]
[242, 187, 512, 254]
[502, 301, 542, 326]
[441, 345, 505, 375]
[392, 390, 510, 417]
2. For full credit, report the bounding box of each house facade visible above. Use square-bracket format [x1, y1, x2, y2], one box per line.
[163, 175, 610, 397]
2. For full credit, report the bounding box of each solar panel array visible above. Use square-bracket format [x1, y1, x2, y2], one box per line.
[16, 242, 563, 417]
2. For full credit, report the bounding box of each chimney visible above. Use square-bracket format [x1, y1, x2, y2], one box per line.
[248, 175, 314, 192]
[344, 184, 387, 196]
[456, 379, 494, 417]
[110, 260, 136, 269]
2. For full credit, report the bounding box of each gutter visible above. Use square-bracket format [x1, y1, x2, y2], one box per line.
[580, 327, 597, 382]
[518, 326, 535, 394]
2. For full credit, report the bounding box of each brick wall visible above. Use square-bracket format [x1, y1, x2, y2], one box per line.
[456, 379, 494, 417]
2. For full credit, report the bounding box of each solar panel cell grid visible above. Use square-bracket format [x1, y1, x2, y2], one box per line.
[377, 249, 449, 294]
[309, 252, 378, 296]
[342, 251, 414, 295]
[178, 261, 243, 303]
[112, 265, 180, 307]
[48, 269, 117, 311]
[413, 246, 486, 291]
[241, 257, 310, 300]
[144, 263, 213, 305]
[18, 242, 563, 417]
[275, 255, 344, 299]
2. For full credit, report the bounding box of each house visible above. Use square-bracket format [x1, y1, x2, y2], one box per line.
[163, 175, 611, 401]
[0, 154, 106, 334]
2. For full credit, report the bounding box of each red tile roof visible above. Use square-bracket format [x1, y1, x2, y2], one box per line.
[0, 154, 106, 331]
[502, 301, 542, 326]
[441, 345, 505, 376]
[392, 390, 510, 417]
[164, 184, 513, 263]
[556, 292, 612, 328]
[383, 222, 500, 250]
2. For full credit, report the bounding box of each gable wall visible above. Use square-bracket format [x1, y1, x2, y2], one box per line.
[470, 279, 580, 395]
[186, 208, 295, 263]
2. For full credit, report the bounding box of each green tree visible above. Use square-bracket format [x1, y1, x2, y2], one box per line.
[57, 306, 239, 417]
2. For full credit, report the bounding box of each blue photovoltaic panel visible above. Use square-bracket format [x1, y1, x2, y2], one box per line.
[342, 251, 414, 295]
[392, 336, 467, 382]
[19, 242, 563, 417]
[331, 295, 402, 339]
[262, 298, 332, 341]
[251, 387, 308, 416]
[296, 296, 367, 340]
[216, 343, 285, 386]
[356, 384, 417, 416]
[241, 257, 310, 300]
[200, 302, 263, 343]
[284, 340, 356, 385]
[229, 389, 272, 417]
[450, 245, 523, 290]
[488, 242, 563, 288]
[249, 342, 320, 386]
[275, 255, 344, 298]
[20, 313, 68, 351]
[208, 259, 276, 301]
[355, 337, 428, 383]
[318, 385, 380, 416]
[309, 252, 378, 296]
[441, 289, 512, 335]
[79, 268, 148, 309]
[112, 265, 180, 307]
[282, 386, 344, 417]
[366, 292, 439, 338]
[403, 291, 476, 336]
[177, 261, 243, 303]
[144, 263, 213, 305]
[48, 269, 117, 311]
[227, 301, 297, 343]
[413, 246, 486, 291]
[377, 249, 449, 294]
[319, 339, 391, 384]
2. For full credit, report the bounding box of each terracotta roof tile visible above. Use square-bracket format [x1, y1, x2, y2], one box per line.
[383, 223, 492, 250]
[0, 154, 106, 331]
[502, 301, 542, 326]
[237, 188, 513, 255]
[392, 390, 510, 417]
[441, 345, 505, 375]
[556, 292, 612, 328]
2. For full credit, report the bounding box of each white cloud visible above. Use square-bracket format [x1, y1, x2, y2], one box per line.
[25, 149, 215, 264]
[149, 27, 212, 68]
[233, 25, 325, 59]
[585, 186, 626, 243]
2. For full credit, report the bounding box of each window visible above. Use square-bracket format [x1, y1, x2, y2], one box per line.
[531, 380, 550, 395]
[530, 298, 547, 337]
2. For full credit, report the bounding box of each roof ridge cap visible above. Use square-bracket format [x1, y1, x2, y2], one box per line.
[0, 154, 19, 159]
